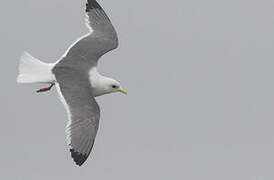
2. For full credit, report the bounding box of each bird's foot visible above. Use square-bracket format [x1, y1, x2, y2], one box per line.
[36, 84, 54, 93]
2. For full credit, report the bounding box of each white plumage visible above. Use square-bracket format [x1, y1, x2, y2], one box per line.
[17, 52, 55, 84]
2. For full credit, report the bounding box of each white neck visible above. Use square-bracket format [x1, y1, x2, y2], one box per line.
[88, 67, 112, 97]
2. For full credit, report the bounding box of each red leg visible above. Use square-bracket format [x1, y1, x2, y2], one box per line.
[36, 84, 54, 93]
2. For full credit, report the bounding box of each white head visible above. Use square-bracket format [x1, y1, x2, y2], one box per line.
[89, 68, 127, 97]
[99, 77, 127, 96]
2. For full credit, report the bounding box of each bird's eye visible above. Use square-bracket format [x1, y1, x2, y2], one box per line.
[112, 85, 118, 89]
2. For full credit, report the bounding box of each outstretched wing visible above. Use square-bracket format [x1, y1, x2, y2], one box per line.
[53, 66, 100, 166]
[56, 0, 118, 68]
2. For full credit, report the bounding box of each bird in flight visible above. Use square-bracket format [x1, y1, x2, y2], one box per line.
[17, 0, 126, 166]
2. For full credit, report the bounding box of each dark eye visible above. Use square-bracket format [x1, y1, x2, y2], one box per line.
[112, 85, 118, 89]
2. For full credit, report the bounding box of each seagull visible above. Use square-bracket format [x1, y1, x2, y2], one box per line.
[17, 0, 126, 166]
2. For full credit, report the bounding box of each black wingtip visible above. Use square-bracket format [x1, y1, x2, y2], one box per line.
[86, 0, 102, 12]
[70, 149, 89, 166]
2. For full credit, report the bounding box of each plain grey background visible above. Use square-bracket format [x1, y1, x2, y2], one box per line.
[1, 0, 274, 179]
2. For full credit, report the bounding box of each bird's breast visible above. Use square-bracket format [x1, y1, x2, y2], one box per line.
[88, 67, 105, 97]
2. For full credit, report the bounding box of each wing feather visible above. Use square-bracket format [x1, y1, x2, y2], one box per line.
[55, 0, 118, 69]
[53, 66, 100, 166]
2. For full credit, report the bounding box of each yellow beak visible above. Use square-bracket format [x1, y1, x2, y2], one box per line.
[119, 89, 127, 95]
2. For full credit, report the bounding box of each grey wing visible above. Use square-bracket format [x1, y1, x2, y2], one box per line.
[53, 66, 100, 166]
[58, 0, 118, 68]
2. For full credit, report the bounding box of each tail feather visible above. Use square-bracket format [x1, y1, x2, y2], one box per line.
[17, 52, 55, 84]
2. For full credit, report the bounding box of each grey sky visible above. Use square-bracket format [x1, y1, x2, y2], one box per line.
[1, 0, 274, 179]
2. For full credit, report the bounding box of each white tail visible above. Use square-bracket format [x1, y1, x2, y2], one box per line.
[17, 52, 55, 84]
